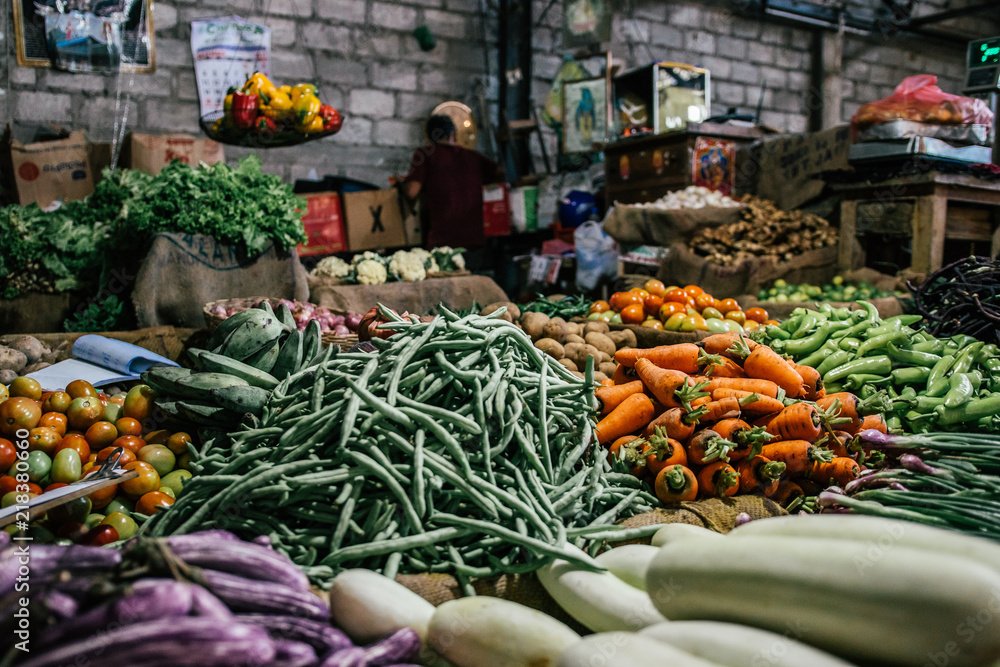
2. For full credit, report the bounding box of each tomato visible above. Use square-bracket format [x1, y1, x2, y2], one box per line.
[643, 279, 666, 297]
[664, 288, 689, 304]
[123, 385, 155, 422]
[683, 285, 705, 297]
[99, 512, 136, 541]
[84, 514, 105, 530]
[178, 453, 193, 471]
[597, 310, 615, 322]
[2, 491, 37, 509]
[641, 319, 664, 331]
[694, 293, 716, 311]
[701, 307, 723, 321]
[8, 377, 42, 401]
[44, 482, 68, 493]
[657, 301, 686, 321]
[724, 320, 744, 333]
[165, 432, 192, 457]
[48, 495, 91, 526]
[66, 380, 99, 401]
[57, 434, 91, 462]
[719, 298, 741, 313]
[25, 450, 51, 483]
[104, 497, 134, 516]
[609, 312, 622, 324]
[136, 491, 175, 516]
[41, 391, 72, 414]
[763, 319, 781, 327]
[137, 445, 176, 477]
[66, 397, 104, 432]
[55, 522, 88, 542]
[589, 300, 610, 314]
[144, 430, 170, 446]
[680, 315, 708, 332]
[0, 386, 7, 403]
[705, 318, 730, 333]
[97, 448, 135, 467]
[51, 448, 82, 484]
[84, 470, 116, 509]
[620, 303, 646, 325]
[112, 436, 146, 456]
[160, 469, 192, 496]
[609, 291, 642, 312]
[114, 418, 142, 437]
[746, 307, 769, 324]
[80, 524, 119, 546]
[0, 439, 15, 471]
[664, 313, 686, 331]
[108, 394, 126, 407]
[0, 397, 42, 437]
[629, 286, 650, 299]
[85, 421, 119, 450]
[0, 476, 18, 496]
[121, 461, 160, 498]
[27, 427, 61, 456]
[724, 310, 747, 326]
[743, 320, 760, 331]
[643, 294, 664, 317]
[38, 412, 68, 437]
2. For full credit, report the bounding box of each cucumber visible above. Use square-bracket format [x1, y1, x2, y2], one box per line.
[650, 522, 721, 548]
[593, 545, 659, 591]
[640, 621, 856, 667]
[645, 535, 1000, 666]
[558, 632, 722, 667]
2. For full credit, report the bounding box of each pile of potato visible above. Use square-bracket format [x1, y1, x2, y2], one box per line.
[0, 335, 57, 382]
[518, 312, 634, 384]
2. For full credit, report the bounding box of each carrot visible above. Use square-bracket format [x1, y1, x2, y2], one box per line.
[644, 431, 687, 477]
[809, 456, 861, 487]
[770, 479, 804, 505]
[697, 461, 740, 498]
[737, 340, 806, 398]
[750, 411, 781, 428]
[595, 380, 645, 417]
[701, 355, 746, 378]
[608, 436, 649, 478]
[612, 363, 637, 386]
[816, 392, 888, 434]
[688, 397, 743, 423]
[654, 464, 698, 503]
[642, 408, 696, 441]
[600, 378, 614, 387]
[634, 359, 707, 409]
[615, 343, 706, 373]
[859, 413, 888, 434]
[760, 440, 834, 476]
[693, 376, 781, 399]
[686, 430, 734, 465]
[703, 331, 757, 358]
[737, 455, 786, 495]
[792, 363, 823, 401]
[828, 430, 858, 459]
[766, 403, 823, 442]
[595, 393, 655, 445]
[709, 388, 785, 415]
[710, 418, 774, 461]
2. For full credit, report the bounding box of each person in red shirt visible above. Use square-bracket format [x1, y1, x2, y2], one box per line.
[403, 115, 501, 261]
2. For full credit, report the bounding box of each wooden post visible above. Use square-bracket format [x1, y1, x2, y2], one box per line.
[912, 193, 948, 274]
[839, 199, 858, 271]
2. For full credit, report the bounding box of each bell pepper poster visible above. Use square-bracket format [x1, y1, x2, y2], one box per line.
[190, 17, 271, 118]
[692, 137, 736, 196]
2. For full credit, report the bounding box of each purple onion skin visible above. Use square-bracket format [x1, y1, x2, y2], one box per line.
[271, 640, 319, 667]
[900, 454, 941, 477]
[858, 428, 896, 446]
[322, 629, 422, 667]
[252, 535, 272, 548]
[734, 512, 751, 527]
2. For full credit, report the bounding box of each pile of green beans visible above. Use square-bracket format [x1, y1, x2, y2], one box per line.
[145, 307, 659, 589]
[754, 303, 1000, 432]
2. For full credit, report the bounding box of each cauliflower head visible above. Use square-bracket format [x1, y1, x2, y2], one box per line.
[312, 256, 352, 279]
[352, 251, 385, 266]
[432, 246, 466, 272]
[389, 250, 426, 282]
[410, 247, 439, 273]
[355, 259, 388, 285]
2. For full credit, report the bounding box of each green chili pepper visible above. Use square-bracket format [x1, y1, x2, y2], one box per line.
[885, 414, 902, 429]
[891, 367, 930, 385]
[761, 325, 791, 341]
[857, 331, 910, 357]
[912, 339, 946, 355]
[784, 321, 851, 356]
[944, 374, 977, 409]
[952, 342, 985, 375]
[824, 355, 892, 383]
[844, 373, 892, 391]
[926, 354, 956, 391]
[792, 311, 821, 339]
[816, 349, 852, 377]
[856, 301, 879, 322]
[898, 386, 917, 401]
[885, 342, 942, 366]
[780, 314, 804, 334]
[838, 337, 861, 352]
[833, 307, 853, 321]
[797, 340, 839, 368]
[950, 334, 979, 348]
[915, 395, 947, 412]
[936, 393, 1000, 425]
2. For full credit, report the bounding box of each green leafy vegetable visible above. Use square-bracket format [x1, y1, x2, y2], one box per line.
[63, 295, 124, 333]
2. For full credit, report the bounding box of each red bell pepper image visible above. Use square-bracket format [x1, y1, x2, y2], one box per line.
[231, 91, 259, 130]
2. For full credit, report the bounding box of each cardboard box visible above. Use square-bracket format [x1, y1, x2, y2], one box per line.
[401, 195, 423, 247]
[342, 188, 407, 251]
[297, 192, 347, 257]
[483, 183, 511, 236]
[3, 123, 93, 207]
[130, 133, 225, 175]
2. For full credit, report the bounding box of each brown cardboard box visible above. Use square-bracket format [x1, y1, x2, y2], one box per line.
[130, 133, 225, 175]
[3, 123, 93, 207]
[401, 194, 422, 247]
[343, 188, 407, 251]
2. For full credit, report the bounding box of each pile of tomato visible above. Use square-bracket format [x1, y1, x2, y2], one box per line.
[588, 280, 777, 332]
[0, 378, 190, 546]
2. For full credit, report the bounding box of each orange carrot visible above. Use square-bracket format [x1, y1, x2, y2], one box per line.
[738, 342, 806, 398]
[859, 413, 888, 434]
[737, 455, 786, 495]
[693, 376, 781, 399]
[809, 456, 861, 487]
[703, 332, 757, 358]
[697, 461, 739, 498]
[770, 479, 804, 505]
[710, 418, 774, 461]
[686, 430, 734, 465]
[600, 378, 614, 387]
[828, 430, 858, 459]
[766, 403, 823, 442]
[816, 392, 887, 434]
[643, 408, 696, 441]
[792, 364, 823, 401]
[634, 359, 706, 409]
[760, 440, 834, 476]
[595, 380, 646, 417]
[654, 464, 698, 503]
[709, 388, 785, 415]
[644, 432, 687, 477]
[595, 393, 655, 445]
[608, 435, 649, 478]
[615, 343, 705, 372]
[702, 355, 746, 378]
[612, 363, 636, 386]
[750, 411, 781, 428]
[689, 397, 743, 423]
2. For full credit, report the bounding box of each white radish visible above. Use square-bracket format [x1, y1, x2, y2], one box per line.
[593, 545, 659, 591]
[557, 632, 724, 667]
[328, 569, 435, 644]
[650, 523, 721, 548]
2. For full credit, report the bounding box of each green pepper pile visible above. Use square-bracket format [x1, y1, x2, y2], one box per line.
[753, 303, 1000, 433]
[757, 277, 898, 304]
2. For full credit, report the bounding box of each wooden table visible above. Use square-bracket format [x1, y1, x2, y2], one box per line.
[834, 171, 1000, 274]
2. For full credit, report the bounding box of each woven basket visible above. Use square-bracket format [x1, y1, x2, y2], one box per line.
[202, 297, 359, 351]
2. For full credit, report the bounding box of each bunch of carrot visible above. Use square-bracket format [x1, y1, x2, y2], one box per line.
[594, 332, 887, 508]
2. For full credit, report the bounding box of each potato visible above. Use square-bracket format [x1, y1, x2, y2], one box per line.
[3, 336, 45, 365]
[585, 332, 616, 358]
[534, 338, 565, 360]
[607, 330, 637, 350]
[519, 312, 549, 341]
[0, 369, 17, 384]
[0, 347, 27, 374]
[567, 344, 602, 369]
[565, 322, 582, 336]
[584, 321, 610, 336]
[482, 301, 521, 323]
[572, 371, 585, 379]
[563, 343, 585, 366]
[565, 334, 586, 346]
[543, 317, 569, 343]
[599, 362, 618, 377]
[598, 351, 613, 364]
[593, 371, 608, 384]
[21, 362, 50, 374]
[557, 358, 579, 372]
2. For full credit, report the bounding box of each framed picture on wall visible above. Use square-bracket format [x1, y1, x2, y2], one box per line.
[561, 76, 609, 154]
[13, 0, 156, 72]
[562, 0, 612, 49]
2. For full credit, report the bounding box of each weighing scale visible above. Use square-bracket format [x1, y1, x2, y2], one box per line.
[963, 36, 1000, 165]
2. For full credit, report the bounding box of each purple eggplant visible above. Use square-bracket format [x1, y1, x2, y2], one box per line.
[42, 591, 79, 620]
[163, 530, 242, 546]
[237, 614, 352, 656]
[321, 629, 421, 667]
[190, 583, 234, 620]
[165, 537, 310, 591]
[272, 640, 320, 667]
[0, 532, 10, 549]
[2, 544, 120, 596]
[198, 569, 329, 620]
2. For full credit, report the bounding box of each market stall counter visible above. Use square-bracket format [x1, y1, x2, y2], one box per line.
[308, 273, 510, 315]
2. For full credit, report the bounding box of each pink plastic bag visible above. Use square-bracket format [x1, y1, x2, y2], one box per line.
[852, 75, 994, 129]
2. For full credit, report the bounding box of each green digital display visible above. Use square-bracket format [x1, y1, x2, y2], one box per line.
[971, 38, 1000, 68]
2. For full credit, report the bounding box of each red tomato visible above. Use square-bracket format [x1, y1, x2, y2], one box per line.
[41, 392, 72, 414]
[664, 288, 690, 304]
[79, 524, 119, 546]
[719, 298, 741, 313]
[166, 432, 193, 457]
[84, 470, 116, 509]
[629, 287, 650, 300]
[136, 491, 175, 516]
[57, 434, 92, 462]
[609, 291, 643, 312]
[643, 279, 667, 297]
[44, 482, 69, 493]
[658, 301, 687, 321]
[620, 303, 646, 325]
[66, 397, 104, 432]
[724, 310, 747, 326]
[38, 412, 68, 437]
[0, 476, 18, 496]
[0, 398, 42, 438]
[643, 294, 664, 317]
[112, 436, 146, 456]
[114, 418, 142, 438]
[589, 300, 611, 314]
[120, 461, 160, 498]
[96, 446, 135, 466]
[85, 422, 119, 450]
[694, 293, 716, 311]
[144, 430, 171, 446]
[684, 285, 705, 297]
[746, 307, 769, 324]
[0, 439, 16, 471]
[66, 380, 99, 401]
[27, 427, 61, 456]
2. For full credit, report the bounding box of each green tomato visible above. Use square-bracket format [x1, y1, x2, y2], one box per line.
[27, 525, 55, 544]
[701, 307, 723, 320]
[723, 320, 744, 333]
[158, 486, 176, 499]
[832, 275, 844, 286]
[1, 491, 35, 508]
[84, 513, 106, 530]
[773, 279, 787, 288]
[768, 288, 778, 296]
[104, 497, 134, 517]
[25, 451, 52, 483]
[609, 312, 622, 324]
[774, 294, 789, 303]
[137, 445, 176, 478]
[51, 448, 82, 484]
[789, 292, 807, 302]
[160, 469, 192, 497]
[48, 495, 92, 525]
[587, 312, 602, 321]
[102, 402, 123, 424]
[705, 318, 730, 333]
[597, 311, 614, 322]
[101, 511, 137, 541]
[664, 313, 686, 331]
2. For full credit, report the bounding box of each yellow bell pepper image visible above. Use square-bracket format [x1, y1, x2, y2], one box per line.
[223, 93, 233, 111]
[278, 85, 292, 95]
[302, 115, 325, 133]
[244, 72, 277, 104]
[269, 90, 294, 111]
[294, 93, 321, 125]
[291, 83, 319, 102]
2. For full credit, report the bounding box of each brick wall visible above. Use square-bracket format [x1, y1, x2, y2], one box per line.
[1, 0, 996, 185]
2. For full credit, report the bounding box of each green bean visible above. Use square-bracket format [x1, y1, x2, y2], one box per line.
[323, 527, 473, 565]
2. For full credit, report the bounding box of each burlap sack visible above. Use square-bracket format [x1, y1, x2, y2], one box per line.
[602, 205, 744, 246]
[0, 293, 78, 334]
[610, 324, 709, 349]
[132, 233, 309, 329]
[395, 496, 785, 630]
[309, 275, 509, 316]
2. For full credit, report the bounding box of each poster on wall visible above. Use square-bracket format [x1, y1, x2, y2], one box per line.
[561, 76, 608, 154]
[692, 137, 735, 196]
[562, 0, 612, 49]
[13, 0, 155, 72]
[191, 17, 271, 118]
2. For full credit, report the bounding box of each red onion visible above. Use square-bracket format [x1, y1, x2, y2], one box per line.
[333, 325, 351, 336]
[345, 313, 363, 330]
